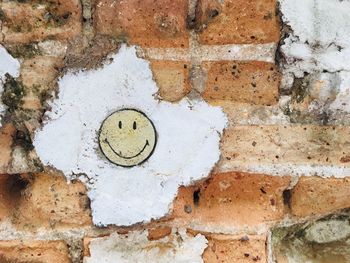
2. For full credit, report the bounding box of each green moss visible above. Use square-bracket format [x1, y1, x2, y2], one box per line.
[44, 4, 71, 28]
[114, 32, 129, 44]
[291, 76, 310, 103]
[1, 74, 26, 112]
[13, 128, 34, 152]
[39, 89, 51, 106]
[0, 8, 6, 20]
[272, 212, 350, 262]
[7, 43, 41, 59]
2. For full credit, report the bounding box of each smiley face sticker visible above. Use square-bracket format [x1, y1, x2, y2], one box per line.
[99, 109, 157, 167]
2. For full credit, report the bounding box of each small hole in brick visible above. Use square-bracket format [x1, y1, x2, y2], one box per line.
[184, 204, 192, 213]
[260, 187, 267, 194]
[193, 189, 200, 206]
[283, 189, 292, 208]
[208, 9, 219, 18]
[6, 174, 29, 195]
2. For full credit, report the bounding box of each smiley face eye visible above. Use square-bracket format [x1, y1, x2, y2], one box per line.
[133, 121, 137, 130]
[118, 121, 122, 129]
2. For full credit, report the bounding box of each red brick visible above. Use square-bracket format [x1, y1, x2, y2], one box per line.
[172, 172, 290, 228]
[0, 0, 82, 44]
[20, 56, 63, 110]
[197, 0, 280, 45]
[94, 0, 189, 48]
[218, 125, 350, 172]
[0, 240, 71, 263]
[0, 175, 13, 221]
[202, 61, 280, 105]
[6, 172, 91, 229]
[291, 176, 350, 217]
[147, 226, 172, 241]
[203, 234, 267, 263]
[150, 60, 191, 102]
[0, 124, 15, 173]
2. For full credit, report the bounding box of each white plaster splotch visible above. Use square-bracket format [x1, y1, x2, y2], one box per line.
[84, 229, 207, 263]
[305, 220, 350, 244]
[0, 45, 20, 125]
[328, 72, 350, 113]
[34, 45, 227, 226]
[279, 0, 350, 76]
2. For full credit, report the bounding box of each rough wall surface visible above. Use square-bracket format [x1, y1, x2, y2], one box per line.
[0, 0, 349, 262]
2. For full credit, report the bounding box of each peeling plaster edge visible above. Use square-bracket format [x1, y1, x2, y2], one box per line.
[171, 220, 271, 236]
[215, 163, 350, 178]
[137, 43, 277, 63]
[267, 230, 274, 263]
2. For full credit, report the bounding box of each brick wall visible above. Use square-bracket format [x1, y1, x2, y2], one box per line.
[0, 0, 349, 262]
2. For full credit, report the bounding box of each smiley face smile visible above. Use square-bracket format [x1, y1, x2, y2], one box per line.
[99, 109, 157, 167]
[104, 138, 150, 160]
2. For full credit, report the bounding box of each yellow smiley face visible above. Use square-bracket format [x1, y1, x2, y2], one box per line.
[98, 109, 157, 167]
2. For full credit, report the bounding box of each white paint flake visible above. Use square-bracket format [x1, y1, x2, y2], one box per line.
[34, 45, 227, 226]
[84, 229, 207, 263]
[280, 0, 350, 76]
[0, 45, 20, 125]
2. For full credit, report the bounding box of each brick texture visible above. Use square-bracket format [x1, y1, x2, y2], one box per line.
[202, 61, 280, 105]
[172, 172, 290, 228]
[1, 0, 348, 261]
[150, 60, 191, 102]
[203, 234, 267, 263]
[0, 240, 71, 263]
[197, 0, 280, 45]
[218, 125, 350, 172]
[0, 124, 15, 172]
[0, 0, 82, 44]
[0, 172, 91, 229]
[94, 0, 189, 48]
[291, 176, 350, 217]
[20, 56, 63, 111]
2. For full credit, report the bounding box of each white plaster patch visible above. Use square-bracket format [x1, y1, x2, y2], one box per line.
[329, 72, 350, 113]
[279, 0, 350, 76]
[84, 229, 207, 263]
[34, 45, 227, 226]
[0, 45, 21, 125]
[138, 43, 276, 63]
[305, 220, 350, 244]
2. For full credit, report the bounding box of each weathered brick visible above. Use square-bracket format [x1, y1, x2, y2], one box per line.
[0, 0, 82, 44]
[203, 234, 267, 263]
[202, 61, 280, 105]
[20, 56, 63, 110]
[147, 226, 172, 241]
[94, 0, 189, 48]
[291, 176, 350, 217]
[0, 124, 15, 173]
[197, 0, 280, 45]
[0, 240, 71, 263]
[84, 229, 207, 262]
[172, 172, 290, 228]
[150, 60, 191, 102]
[218, 125, 350, 174]
[6, 172, 91, 229]
[0, 175, 13, 221]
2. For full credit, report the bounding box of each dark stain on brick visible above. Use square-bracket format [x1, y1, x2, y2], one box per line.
[6, 174, 30, 201]
[340, 156, 350, 163]
[283, 189, 292, 209]
[193, 189, 201, 206]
